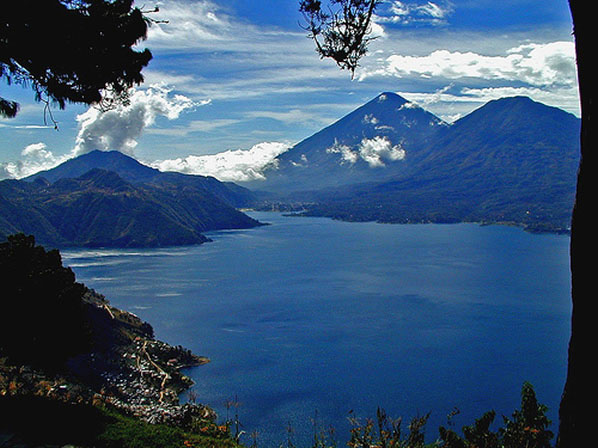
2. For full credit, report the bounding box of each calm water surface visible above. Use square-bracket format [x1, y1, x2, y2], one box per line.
[62, 212, 571, 446]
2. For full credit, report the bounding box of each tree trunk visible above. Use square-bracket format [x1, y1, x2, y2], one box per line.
[558, 1, 594, 446]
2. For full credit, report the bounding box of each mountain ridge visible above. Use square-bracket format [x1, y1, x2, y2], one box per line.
[4, 94, 581, 237]
[26, 149, 257, 209]
[1, 163, 263, 248]
[248, 92, 448, 192]
[250, 94, 580, 233]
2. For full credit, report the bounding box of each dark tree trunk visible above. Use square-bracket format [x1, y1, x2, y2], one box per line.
[558, 1, 594, 446]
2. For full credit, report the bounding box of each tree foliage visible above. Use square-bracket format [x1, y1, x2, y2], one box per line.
[346, 409, 429, 448]
[0, 233, 90, 367]
[438, 383, 553, 448]
[500, 382, 554, 448]
[0, 0, 591, 444]
[299, 0, 380, 77]
[297, 2, 590, 445]
[0, 0, 152, 120]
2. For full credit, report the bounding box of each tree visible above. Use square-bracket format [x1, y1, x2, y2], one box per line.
[303, 2, 591, 446]
[0, 233, 91, 367]
[557, 2, 594, 447]
[437, 384, 553, 448]
[500, 382, 554, 448]
[299, 0, 381, 77]
[439, 411, 499, 448]
[0, 0, 591, 444]
[0, 0, 152, 122]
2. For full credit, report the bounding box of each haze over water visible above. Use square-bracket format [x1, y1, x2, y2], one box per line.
[62, 212, 571, 447]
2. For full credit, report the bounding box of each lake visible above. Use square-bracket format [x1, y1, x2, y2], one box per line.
[62, 211, 572, 446]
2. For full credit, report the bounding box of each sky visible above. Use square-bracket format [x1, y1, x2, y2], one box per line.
[0, 0, 579, 182]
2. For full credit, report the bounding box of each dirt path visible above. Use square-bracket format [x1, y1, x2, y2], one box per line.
[139, 341, 171, 403]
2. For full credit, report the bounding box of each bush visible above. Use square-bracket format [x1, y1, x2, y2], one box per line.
[0, 395, 240, 448]
[500, 382, 554, 448]
[438, 382, 553, 448]
[0, 233, 91, 367]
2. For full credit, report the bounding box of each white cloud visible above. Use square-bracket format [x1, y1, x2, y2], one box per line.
[0, 124, 54, 130]
[326, 136, 406, 167]
[0, 85, 201, 179]
[73, 85, 199, 156]
[359, 41, 576, 88]
[145, 1, 310, 58]
[21, 142, 52, 158]
[144, 1, 232, 49]
[0, 142, 69, 179]
[149, 141, 290, 182]
[145, 118, 241, 137]
[363, 114, 379, 125]
[244, 108, 337, 128]
[375, 1, 454, 26]
[138, 0, 351, 106]
[506, 42, 577, 86]
[358, 136, 406, 167]
[326, 140, 360, 164]
[459, 85, 578, 107]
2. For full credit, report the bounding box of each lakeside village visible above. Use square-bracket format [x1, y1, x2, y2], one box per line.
[0, 235, 561, 448]
[0, 288, 217, 429]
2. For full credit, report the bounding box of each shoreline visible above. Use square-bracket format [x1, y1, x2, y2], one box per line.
[253, 207, 572, 236]
[0, 288, 217, 428]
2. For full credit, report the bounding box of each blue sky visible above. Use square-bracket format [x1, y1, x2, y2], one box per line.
[0, 0, 578, 181]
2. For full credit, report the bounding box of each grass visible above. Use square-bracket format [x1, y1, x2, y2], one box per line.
[0, 396, 240, 448]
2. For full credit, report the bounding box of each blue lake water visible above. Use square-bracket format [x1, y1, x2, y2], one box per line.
[62, 211, 571, 446]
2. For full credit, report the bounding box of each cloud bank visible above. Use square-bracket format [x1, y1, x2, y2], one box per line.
[326, 136, 406, 168]
[0, 142, 69, 179]
[375, 1, 454, 26]
[73, 85, 199, 157]
[150, 141, 290, 182]
[359, 41, 576, 88]
[0, 85, 201, 179]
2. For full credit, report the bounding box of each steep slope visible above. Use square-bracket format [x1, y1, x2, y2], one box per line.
[249, 92, 448, 192]
[0, 168, 262, 247]
[26, 150, 257, 208]
[414, 96, 580, 187]
[281, 96, 581, 233]
[0, 234, 218, 440]
[26, 149, 158, 184]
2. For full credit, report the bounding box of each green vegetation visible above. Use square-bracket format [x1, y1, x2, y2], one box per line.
[255, 95, 579, 235]
[304, 382, 554, 448]
[0, 233, 91, 367]
[1, 0, 151, 120]
[0, 396, 239, 448]
[0, 233, 223, 447]
[0, 381, 559, 448]
[0, 235, 558, 447]
[0, 163, 262, 248]
[438, 383, 553, 448]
